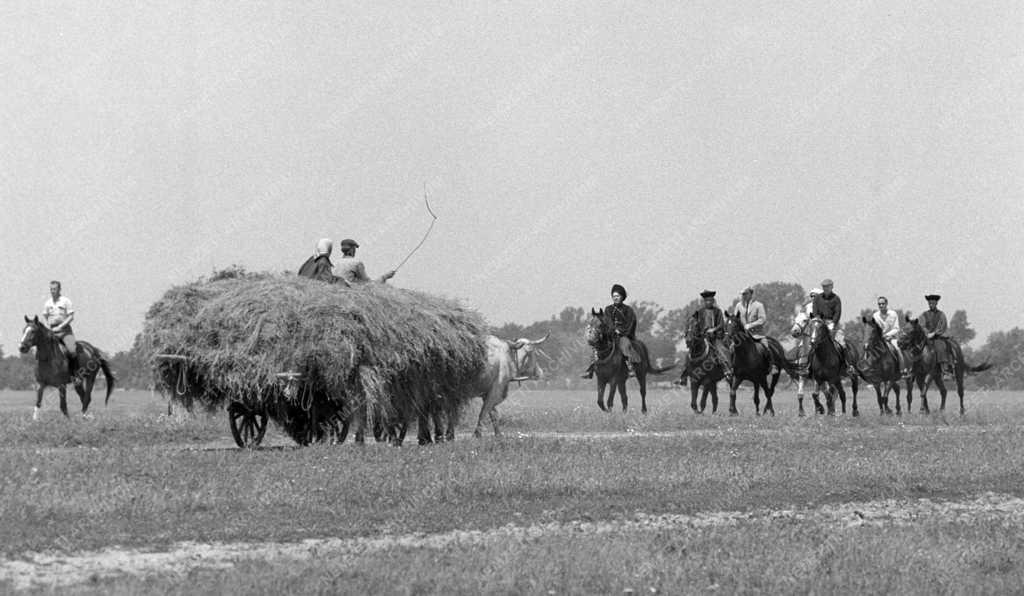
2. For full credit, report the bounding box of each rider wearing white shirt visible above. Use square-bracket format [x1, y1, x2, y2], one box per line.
[42, 280, 80, 381]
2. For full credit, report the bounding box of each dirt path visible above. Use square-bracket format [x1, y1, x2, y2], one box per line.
[2, 492, 1023, 590]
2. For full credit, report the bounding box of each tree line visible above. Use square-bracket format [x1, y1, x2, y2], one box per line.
[3, 281, 1023, 390]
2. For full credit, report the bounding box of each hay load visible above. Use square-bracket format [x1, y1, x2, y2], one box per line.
[140, 270, 488, 444]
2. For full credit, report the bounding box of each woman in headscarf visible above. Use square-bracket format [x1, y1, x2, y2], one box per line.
[297, 238, 349, 285]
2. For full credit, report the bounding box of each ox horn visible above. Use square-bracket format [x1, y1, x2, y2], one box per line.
[526, 331, 551, 345]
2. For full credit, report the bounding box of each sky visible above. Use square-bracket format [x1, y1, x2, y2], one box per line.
[1, 2, 1022, 352]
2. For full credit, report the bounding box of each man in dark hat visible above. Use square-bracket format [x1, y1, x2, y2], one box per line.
[336, 238, 396, 285]
[581, 284, 640, 378]
[920, 294, 952, 374]
[692, 290, 732, 378]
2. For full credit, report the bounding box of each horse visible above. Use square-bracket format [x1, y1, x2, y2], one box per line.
[857, 316, 912, 415]
[899, 316, 992, 415]
[584, 309, 675, 413]
[18, 315, 115, 419]
[679, 315, 725, 414]
[802, 316, 860, 416]
[722, 312, 796, 416]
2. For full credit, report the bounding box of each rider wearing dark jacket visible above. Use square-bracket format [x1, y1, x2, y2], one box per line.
[582, 284, 640, 378]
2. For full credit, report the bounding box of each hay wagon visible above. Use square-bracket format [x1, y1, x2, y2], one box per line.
[143, 272, 487, 449]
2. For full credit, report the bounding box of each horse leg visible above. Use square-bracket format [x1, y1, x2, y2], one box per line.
[637, 372, 647, 414]
[892, 381, 902, 416]
[79, 377, 93, 418]
[955, 370, 966, 416]
[33, 385, 45, 420]
[762, 383, 775, 416]
[619, 378, 630, 413]
[728, 377, 739, 416]
[690, 381, 700, 413]
[936, 377, 949, 413]
[904, 378, 914, 413]
[811, 383, 824, 415]
[59, 386, 69, 418]
[835, 382, 849, 416]
[797, 377, 806, 417]
[752, 384, 761, 417]
[710, 383, 719, 414]
[825, 382, 836, 416]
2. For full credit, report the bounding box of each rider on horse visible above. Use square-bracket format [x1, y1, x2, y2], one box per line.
[872, 296, 909, 376]
[692, 290, 732, 379]
[732, 286, 778, 376]
[790, 287, 822, 375]
[920, 294, 953, 376]
[42, 280, 81, 385]
[581, 284, 640, 378]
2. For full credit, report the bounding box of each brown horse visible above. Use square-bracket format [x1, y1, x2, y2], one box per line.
[804, 316, 860, 416]
[899, 316, 991, 415]
[18, 316, 115, 419]
[857, 316, 912, 415]
[722, 312, 797, 416]
[585, 309, 675, 413]
[679, 316, 725, 414]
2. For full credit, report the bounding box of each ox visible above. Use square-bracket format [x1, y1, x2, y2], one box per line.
[411, 332, 551, 444]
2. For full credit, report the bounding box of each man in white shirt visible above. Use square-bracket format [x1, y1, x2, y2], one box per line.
[42, 280, 80, 382]
[335, 239, 396, 285]
[872, 296, 908, 375]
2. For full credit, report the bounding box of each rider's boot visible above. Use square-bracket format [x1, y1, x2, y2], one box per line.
[581, 352, 597, 379]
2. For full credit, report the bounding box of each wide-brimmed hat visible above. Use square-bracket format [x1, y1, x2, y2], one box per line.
[925, 294, 941, 301]
[340, 238, 359, 248]
[700, 290, 716, 298]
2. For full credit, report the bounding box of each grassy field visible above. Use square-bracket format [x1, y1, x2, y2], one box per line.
[2, 385, 1023, 594]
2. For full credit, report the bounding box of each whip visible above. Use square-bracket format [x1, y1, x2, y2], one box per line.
[393, 182, 438, 272]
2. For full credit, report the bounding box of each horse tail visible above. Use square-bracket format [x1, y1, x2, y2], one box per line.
[964, 360, 993, 374]
[648, 363, 678, 375]
[100, 356, 116, 405]
[634, 340, 676, 375]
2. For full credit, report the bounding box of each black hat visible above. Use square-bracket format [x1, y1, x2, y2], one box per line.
[610, 284, 627, 299]
[340, 239, 359, 248]
[924, 294, 941, 301]
[700, 290, 716, 298]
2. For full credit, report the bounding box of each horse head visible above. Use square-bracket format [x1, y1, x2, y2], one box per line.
[806, 315, 831, 348]
[683, 315, 707, 356]
[898, 315, 925, 350]
[19, 315, 45, 353]
[861, 315, 885, 351]
[585, 308, 610, 347]
[723, 311, 747, 346]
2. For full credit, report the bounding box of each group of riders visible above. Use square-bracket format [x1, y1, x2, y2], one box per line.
[581, 279, 956, 383]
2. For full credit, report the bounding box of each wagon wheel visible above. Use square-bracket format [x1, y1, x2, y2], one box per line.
[228, 402, 268, 448]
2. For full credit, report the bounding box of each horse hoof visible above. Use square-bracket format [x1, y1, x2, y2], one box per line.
[641, 408, 648, 415]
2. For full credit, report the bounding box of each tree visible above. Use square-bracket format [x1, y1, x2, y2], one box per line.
[973, 328, 1024, 390]
[947, 310, 976, 345]
[631, 301, 663, 339]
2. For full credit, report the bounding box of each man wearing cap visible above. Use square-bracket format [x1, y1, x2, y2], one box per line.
[582, 284, 640, 378]
[298, 238, 350, 285]
[812, 279, 844, 343]
[336, 239, 396, 285]
[692, 290, 732, 378]
[920, 294, 952, 374]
